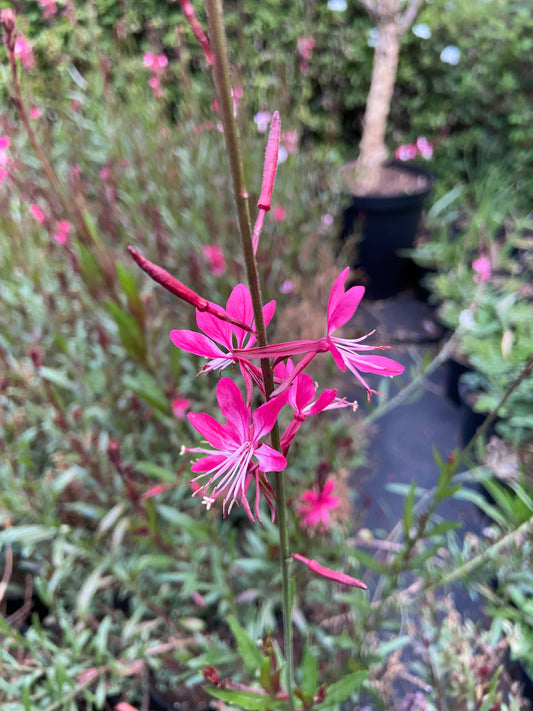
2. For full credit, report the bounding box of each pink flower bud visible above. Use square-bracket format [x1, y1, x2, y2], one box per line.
[257, 110, 280, 211]
[292, 553, 367, 589]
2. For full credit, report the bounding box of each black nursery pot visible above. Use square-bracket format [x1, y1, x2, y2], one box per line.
[340, 162, 435, 300]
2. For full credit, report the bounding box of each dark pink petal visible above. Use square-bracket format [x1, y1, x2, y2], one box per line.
[187, 411, 236, 449]
[170, 329, 227, 359]
[293, 373, 316, 411]
[255, 443, 287, 472]
[306, 388, 338, 415]
[292, 554, 367, 589]
[237, 338, 326, 360]
[348, 354, 404, 376]
[216, 378, 250, 440]
[327, 339, 346, 372]
[262, 299, 276, 328]
[196, 310, 233, 348]
[327, 269, 365, 335]
[227, 283, 254, 327]
[252, 393, 287, 440]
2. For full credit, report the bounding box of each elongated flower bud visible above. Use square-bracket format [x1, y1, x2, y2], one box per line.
[179, 0, 213, 66]
[128, 246, 255, 333]
[292, 553, 367, 589]
[257, 110, 280, 211]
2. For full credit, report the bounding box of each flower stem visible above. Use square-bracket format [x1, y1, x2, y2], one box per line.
[204, 2, 294, 705]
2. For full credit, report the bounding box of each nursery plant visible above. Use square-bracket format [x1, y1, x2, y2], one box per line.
[2, 2, 533, 710]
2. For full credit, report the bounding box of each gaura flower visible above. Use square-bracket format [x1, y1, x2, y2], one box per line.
[185, 378, 287, 518]
[275, 359, 356, 451]
[203, 244, 226, 276]
[236, 268, 404, 400]
[171, 395, 192, 420]
[170, 283, 275, 404]
[296, 479, 341, 533]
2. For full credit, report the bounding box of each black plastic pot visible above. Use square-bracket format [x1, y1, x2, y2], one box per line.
[340, 162, 435, 299]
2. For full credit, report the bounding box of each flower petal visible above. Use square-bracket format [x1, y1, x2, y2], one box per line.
[347, 354, 404, 376]
[327, 269, 365, 334]
[187, 411, 237, 449]
[216, 378, 250, 441]
[255, 443, 287, 472]
[170, 329, 227, 359]
[196, 310, 233, 348]
[252, 393, 287, 440]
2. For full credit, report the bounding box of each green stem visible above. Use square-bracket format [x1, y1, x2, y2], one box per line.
[204, 2, 294, 705]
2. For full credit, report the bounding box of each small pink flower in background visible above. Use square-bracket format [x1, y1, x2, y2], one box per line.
[254, 111, 271, 133]
[395, 143, 417, 161]
[280, 279, 294, 295]
[281, 130, 299, 154]
[0, 136, 10, 153]
[273, 205, 286, 222]
[321, 213, 334, 227]
[29, 203, 47, 223]
[37, 0, 58, 19]
[297, 36, 315, 73]
[171, 395, 192, 420]
[416, 136, 433, 159]
[185, 377, 287, 518]
[231, 86, 243, 117]
[115, 703, 139, 711]
[472, 256, 491, 284]
[395, 137, 434, 162]
[14, 36, 35, 71]
[148, 75, 162, 99]
[53, 220, 71, 245]
[29, 106, 41, 119]
[0, 167, 7, 183]
[71, 99, 81, 112]
[142, 52, 156, 69]
[203, 244, 226, 276]
[296, 479, 341, 533]
[99, 165, 111, 181]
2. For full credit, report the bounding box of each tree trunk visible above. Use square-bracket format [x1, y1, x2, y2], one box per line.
[355, 14, 401, 194]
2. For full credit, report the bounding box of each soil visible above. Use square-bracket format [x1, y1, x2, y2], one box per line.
[341, 161, 433, 197]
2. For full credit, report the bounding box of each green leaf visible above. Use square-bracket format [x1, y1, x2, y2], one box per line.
[227, 615, 265, 675]
[116, 262, 145, 326]
[402, 480, 416, 540]
[299, 644, 318, 701]
[122, 370, 170, 415]
[39, 366, 77, 392]
[206, 687, 282, 709]
[0, 525, 57, 546]
[424, 521, 461, 538]
[349, 548, 387, 574]
[316, 670, 368, 708]
[106, 299, 147, 362]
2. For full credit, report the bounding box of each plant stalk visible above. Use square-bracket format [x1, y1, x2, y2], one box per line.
[204, 2, 294, 705]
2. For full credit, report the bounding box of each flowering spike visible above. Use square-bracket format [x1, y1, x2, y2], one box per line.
[128, 246, 255, 334]
[179, 0, 213, 66]
[292, 553, 367, 589]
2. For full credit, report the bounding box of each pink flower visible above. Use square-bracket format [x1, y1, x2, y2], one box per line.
[171, 395, 191, 420]
[29, 203, 46, 223]
[254, 111, 271, 133]
[38, 0, 58, 19]
[273, 205, 286, 222]
[143, 52, 156, 68]
[472, 256, 491, 284]
[296, 479, 341, 533]
[281, 130, 299, 155]
[395, 143, 417, 161]
[185, 378, 287, 517]
[275, 359, 355, 451]
[170, 283, 275, 404]
[203, 244, 226, 276]
[279, 279, 294, 295]
[53, 220, 71, 244]
[14, 36, 34, 71]
[236, 268, 404, 400]
[29, 106, 41, 119]
[0, 136, 9, 152]
[292, 553, 366, 589]
[416, 136, 433, 160]
[297, 37, 316, 61]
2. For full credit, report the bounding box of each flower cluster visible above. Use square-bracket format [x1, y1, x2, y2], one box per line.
[143, 52, 168, 99]
[131, 112, 403, 588]
[0, 135, 10, 184]
[394, 136, 433, 162]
